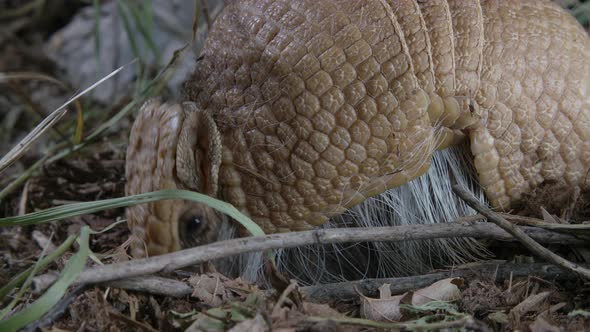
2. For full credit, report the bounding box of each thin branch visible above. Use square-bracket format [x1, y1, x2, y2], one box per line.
[38, 263, 582, 304]
[107, 276, 192, 298]
[301, 262, 580, 302]
[32, 222, 586, 292]
[306, 314, 478, 331]
[452, 183, 590, 279]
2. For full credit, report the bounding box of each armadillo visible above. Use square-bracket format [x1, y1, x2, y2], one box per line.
[125, 0, 590, 281]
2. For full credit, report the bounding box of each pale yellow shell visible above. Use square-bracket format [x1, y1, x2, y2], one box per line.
[126, 0, 590, 257]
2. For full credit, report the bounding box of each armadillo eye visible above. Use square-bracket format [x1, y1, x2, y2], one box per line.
[179, 211, 206, 248]
[187, 217, 203, 233]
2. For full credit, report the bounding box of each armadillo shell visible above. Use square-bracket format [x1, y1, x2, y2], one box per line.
[181, 0, 590, 233]
[125, 0, 590, 262]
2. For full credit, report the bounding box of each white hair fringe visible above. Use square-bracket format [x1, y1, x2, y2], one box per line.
[216, 144, 490, 285]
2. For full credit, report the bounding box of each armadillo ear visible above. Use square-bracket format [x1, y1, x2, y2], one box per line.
[176, 102, 222, 197]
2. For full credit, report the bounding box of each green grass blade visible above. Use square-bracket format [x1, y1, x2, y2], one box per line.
[0, 227, 91, 332]
[0, 235, 77, 300]
[116, 1, 142, 62]
[80, 50, 179, 144]
[0, 108, 67, 175]
[0, 59, 134, 176]
[127, 1, 161, 65]
[0, 46, 178, 202]
[0, 233, 55, 319]
[0, 190, 265, 237]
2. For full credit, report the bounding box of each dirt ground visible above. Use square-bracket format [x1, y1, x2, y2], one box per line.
[1, 1, 590, 331]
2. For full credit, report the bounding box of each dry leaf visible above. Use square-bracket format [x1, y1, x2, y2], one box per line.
[510, 291, 552, 322]
[540, 207, 560, 224]
[412, 278, 463, 306]
[189, 273, 231, 306]
[41, 327, 73, 332]
[360, 294, 407, 322]
[224, 277, 260, 296]
[545, 302, 567, 315]
[379, 283, 392, 299]
[115, 289, 140, 321]
[359, 283, 412, 322]
[185, 308, 227, 332]
[359, 279, 463, 322]
[529, 315, 562, 332]
[302, 302, 343, 318]
[227, 314, 269, 332]
[488, 311, 509, 325]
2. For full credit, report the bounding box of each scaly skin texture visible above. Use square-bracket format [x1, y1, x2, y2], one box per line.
[126, 0, 590, 257]
[473, 1, 590, 209]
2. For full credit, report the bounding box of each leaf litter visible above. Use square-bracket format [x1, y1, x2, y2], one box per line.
[0, 1, 589, 331]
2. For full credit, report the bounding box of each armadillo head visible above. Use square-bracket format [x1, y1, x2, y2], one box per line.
[125, 99, 230, 257]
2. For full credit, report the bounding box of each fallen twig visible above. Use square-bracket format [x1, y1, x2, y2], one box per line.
[301, 262, 579, 302]
[32, 222, 586, 292]
[306, 314, 479, 331]
[453, 183, 590, 279]
[43, 262, 580, 303]
[107, 276, 192, 298]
